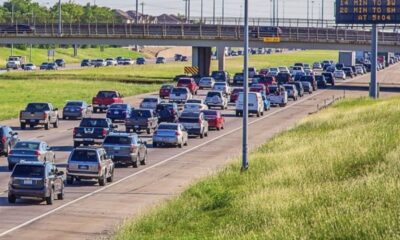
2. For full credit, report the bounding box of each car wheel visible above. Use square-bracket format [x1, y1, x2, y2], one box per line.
[257, 112, 260, 117]
[73, 142, 80, 148]
[205, 131, 208, 137]
[57, 187, 65, 200]
[8, 193, 16, 204]
[66, 175, 74, 185]
[20, 123, 26, 130]
[107, 168, 114, 182]
[217, 126, 221, 131]
[44, 122, 49, 130]
[126, 128, 131, 133]
[153, 142, 158, 148]
[261, 111, 264, 116]
[200, 132, 204, 139]
[53, 119, 59, 128]
[99, 174, 106, 186]
[8, 164, 13, 171]
[46, 189, 54, 205]
[178, 143, 183, 148]
[93, 108, 98, 113]
[146, 128, 151, 134]
[140, 153, 147, 165]
[132, 160, 138, 168]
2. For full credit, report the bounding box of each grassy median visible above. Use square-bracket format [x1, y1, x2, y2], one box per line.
[115, 97, 400, 239]
[0, 80, 159, 120]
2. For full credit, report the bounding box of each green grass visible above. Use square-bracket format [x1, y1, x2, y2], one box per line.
[0, 80, 159, 120]
[0, 46, 142, 66]
[115, 96, 400, 239]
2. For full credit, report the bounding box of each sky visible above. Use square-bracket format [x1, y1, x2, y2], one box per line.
[30, 0, 336, 20]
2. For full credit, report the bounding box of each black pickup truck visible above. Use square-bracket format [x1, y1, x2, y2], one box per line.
[73, 118, 117, 148]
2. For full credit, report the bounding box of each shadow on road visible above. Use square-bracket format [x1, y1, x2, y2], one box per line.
[0, 196, 46, 206]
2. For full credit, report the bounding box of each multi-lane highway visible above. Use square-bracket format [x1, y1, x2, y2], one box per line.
[0, 65, 399, 239]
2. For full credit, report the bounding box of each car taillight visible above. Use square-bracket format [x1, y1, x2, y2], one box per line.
[199, 119, 202, 124]
[9, 150, 13, 155]
[43, 112, 48, 119]
[80, 107, 84, 112]
[102, 129, 107, 136]
[73, 128, 77, 135]
[1, 136, 6, 144]
[130, 144, 138, 153]
[175, 131, 181, 136]
[34, 150, 40, 156]
[98, 164, 102, 172]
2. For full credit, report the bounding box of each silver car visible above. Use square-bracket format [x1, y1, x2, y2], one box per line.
[140, 97, 161, 110]
[213, 82, 231, 96]
[178, 111, 209, 138]
[198, 77, 215, 89]
[153, 123, 188, 148]
[7, 141, 55, 171]
[66, 147, 114, 186]
[205, 91, 228, 110]
[283, 84, 299, 101]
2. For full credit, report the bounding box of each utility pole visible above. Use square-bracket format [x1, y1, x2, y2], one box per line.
[282, 0, 285, 19]
[222, 0, 225, 25]
[200, 0, 203, 23]
[321, 0, 324, 26]
[11, 3, 14, 24]
[187, 0, 190, 23]
[276, 0, 279, 26]
[370, 25, 378, 98]
[213, 0, 216, 24]
[183, 0, 188, 23]
[58, 0, 62, 36]
[135, 0, 139, 24]
[140, 2, 144, 18]
[307, 0, 310, 26]
[242, 0, 249, 171]
[311, 0, 314, 20]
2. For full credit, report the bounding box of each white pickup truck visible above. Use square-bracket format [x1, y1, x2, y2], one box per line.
[267, 85, 288, 107]
[6, 56, 25, 69]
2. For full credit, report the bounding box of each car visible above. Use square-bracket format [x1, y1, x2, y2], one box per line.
[92, 90, 124, 113]
[211, 71, 230, 83]
[156, 103, 179, 123]
[174, 74, 189, 82]
[46, 63, 58, 70]
[276, 72, 292, 85]
[102, 133, 147, 168]
[278, 66, 290, 73]
[213, 82, 231, 96]
[283, 84, 299, 101]
[136, 57, 146, 65]
[156, 57, 166, 64]
[177, 78, 199, 95]
[0, 126, 19, 157]
[125, 109, 158, 134]
[1, 24, 35, 34]
[233, 73, 245, 86]
[321, 72, 336, 86]
[6, 60, 20, 69]
[184, 103, 208, 112]
[301, 81, 313, 94]
[342, 67, 355, 78]
[236, 92, 264, 117]
[313, 62, 323, 70]
[169, 87, 192, 104]
[267, 67, 280, 77]
[315, 75, 328, 89]
[23, 63, 36, 71]
[355, 66, 364, 75]
[178, 111, 209, 138]
[7, 141, 55, 171]
[267, 85, 288, 107]
[73, 118, 117, 148]
[106, 103, 132, 122]
[250, 85, 271, 111]
[292, 66, 304, 76]
[294, 72, 306, 81]
[230, 87, 244, 103]
[105, 58, 118, 66]
[81, 59, 91, 67]
[8, 161, 64, 205]
[66, 147, 114, 186]
[55, 59, 66, 67]
[19, 103, 59, 130]
[152, 123, 188, 148]
[259, 68, 269, 76]
[62, 100, 91, 120]
[174, 54, 183, 61]
[334, 70, 346, 80]
[181, 56, 188, 61]
[205, 91, 228, 110]
[159, 84, 174, 99]
[202, 110, 225, 131]
[199, 77, 216, 89]
[299, 75, 318, 91]
[93, 59, 106, 67]
[121, 58, 134, 65]
[247, 67, 258, 78]
[40, 62, 49, 70]
[140, 97, 161, 110]
[293, 81, 305, 97]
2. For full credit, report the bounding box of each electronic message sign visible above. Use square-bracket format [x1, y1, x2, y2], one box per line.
[336, 0, 400, 24]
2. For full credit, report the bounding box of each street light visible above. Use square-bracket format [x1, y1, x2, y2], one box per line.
[58, 0, 62, 36]
[311, 0, 314, 20]
[242, 0, 249, 171]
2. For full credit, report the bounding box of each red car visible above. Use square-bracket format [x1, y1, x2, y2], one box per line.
[92, 90, 123, 113]
[202, 110, 225, 131]
[230, 88, 243, 103]
[159, 84, 174, 99]
[257, 76, 276, 88]
[259, 68, 269, 76]
[177, 78, 199, 95]
[250, 84, 269, 95]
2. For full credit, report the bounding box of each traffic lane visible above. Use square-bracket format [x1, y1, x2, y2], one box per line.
[0, 82, 361, 240]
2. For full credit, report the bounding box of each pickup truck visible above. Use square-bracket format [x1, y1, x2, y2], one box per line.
[73, 118, 117, 148]
[20, 103, 59, 130]
[267, 85, 288, 107]
[92, 90, 124, 113]
[125, 109, 158, 134]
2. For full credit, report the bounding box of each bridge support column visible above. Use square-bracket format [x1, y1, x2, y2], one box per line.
[73, 44, 78, 57]
[192, 46, 212, 76]
[217, 45, 226, 71]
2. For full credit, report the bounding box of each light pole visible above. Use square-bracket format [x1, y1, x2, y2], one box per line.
[183, 0, 188, 23]
[135, 0, 139, 24]
[321, 0, 324, 26]
[311, 0, 314, 21]
[307, 0, 310, 26]
[58, 0, 62, 36]
[213, 0, 216, 24]
[222, 0, 225, 25]
[140, 2, 144, 18]
[242, 0, 249, 171]
[200, 0, 203, 23]
[187, 0, 190, 23]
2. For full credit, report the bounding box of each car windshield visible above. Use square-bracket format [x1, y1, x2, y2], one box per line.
[80, 119, 108, 128]
[12, 165, 44, 178]
[26, 103, 50, 112]
[142, 98, 158, 103]
[161, 85, 173, 89]
[172, 88, 187, 94]
[202, 110, 217, 116]
[71, 150, 98, 162]
[179, 79, 191, 84]
[97, 91, 117, 98]
[234, 74, 244, 80]
[109, 104, 127, 109]
[130, 110, 151, 118]
[158, 124, 178, 130]
[156, 104, 174, 111]
[269, 86, 278, 92]
[104, 136, 133, 145]
[66, 102, 83, 107]
[26, 64, 33, 67]
[14, 142, 40, 150]
[207, 92, 221, 98]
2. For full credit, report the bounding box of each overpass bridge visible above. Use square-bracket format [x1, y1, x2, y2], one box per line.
[2, 20, 399, 75]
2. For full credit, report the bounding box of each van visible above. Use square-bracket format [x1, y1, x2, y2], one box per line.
[235, 92, 264, 117]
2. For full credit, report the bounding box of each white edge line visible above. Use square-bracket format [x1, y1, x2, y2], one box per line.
[0, 79, 351, 237]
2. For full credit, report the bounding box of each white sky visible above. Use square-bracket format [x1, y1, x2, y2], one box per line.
[27, 0, 336, 20]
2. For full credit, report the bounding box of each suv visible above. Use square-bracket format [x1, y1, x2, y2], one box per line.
[102, 133, 147, 168]
[169, 87, 192, 104]
[283, 84, 299, 101]
[156, 103, 179, 123]
[205, 91, 228, 110]
[0, 126, 19, 157]
[66, 147, 114, 186]
[178, 111, 209, 138]
[8, 161, 64, 205]
[125, 109, 158, 134]
[177, 78, 199, 95]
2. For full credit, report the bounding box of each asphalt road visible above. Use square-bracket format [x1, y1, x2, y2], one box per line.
[0, 64, 399, 239]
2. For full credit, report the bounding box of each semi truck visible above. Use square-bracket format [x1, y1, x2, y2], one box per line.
[339, 51, 356, 67]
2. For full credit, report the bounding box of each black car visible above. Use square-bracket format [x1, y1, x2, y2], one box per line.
[156, 103, 179, 123]
[233, 73, 244, 86]
[1, 24, 35, 34]
[81, 59, 91, 67]
[156, 57, 166, 64]
[299, 75, 318, 91]
[55, 59, 66, 67]
[321, 72, 335, 86]
[8, 161, 64, 205]
[293, 81, 304, 97]
[0, 126, 19, 157]
[211, 71, 230, 83]
[342, 67, 355, 78]
[315, 75, 328, 89]
[181, 56, 188, 62]
[336, 63, 344, 70]
[106, 103, 132, 122]
[174, 54, 183, 61]
[136, 57, 146, 65]
[276, 72, 292, 84]
[46, 63, 58, 70]
[73, 118, 117, 148]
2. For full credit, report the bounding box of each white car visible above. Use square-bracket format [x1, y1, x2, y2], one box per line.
[205, 91, 228, 110]
[105, 58, 117, 66]
[213, 82, 231, 96]
[355, 66, 364, 75]
[183, 103, 208, 112]
[236, 92, 264, 117]
[334, 70, 346, 80]
[278, 66, 289, 73]
[140, 97, 161, 110]
[94, 59, 106, 67]
[198, 77, 215, 89]
[169, 87, 192, 104]
[23, 63, 37, 71]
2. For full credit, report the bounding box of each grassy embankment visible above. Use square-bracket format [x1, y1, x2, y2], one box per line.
[115, 97, 400, 239]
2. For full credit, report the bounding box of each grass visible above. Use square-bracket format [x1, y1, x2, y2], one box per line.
[0, 80, 159, 120]
[0, 46, 142, 66]
[0, 50, 338, 83]
[115, 96, 400, 239]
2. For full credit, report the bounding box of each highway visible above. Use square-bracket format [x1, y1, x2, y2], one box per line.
[0, 65, 399, 239]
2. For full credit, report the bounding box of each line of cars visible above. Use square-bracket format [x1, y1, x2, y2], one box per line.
[81, 56, 166, 67]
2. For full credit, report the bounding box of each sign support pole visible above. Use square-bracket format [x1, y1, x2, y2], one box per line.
[242, 0, 249, 171]
[370, 24, 378, 99]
